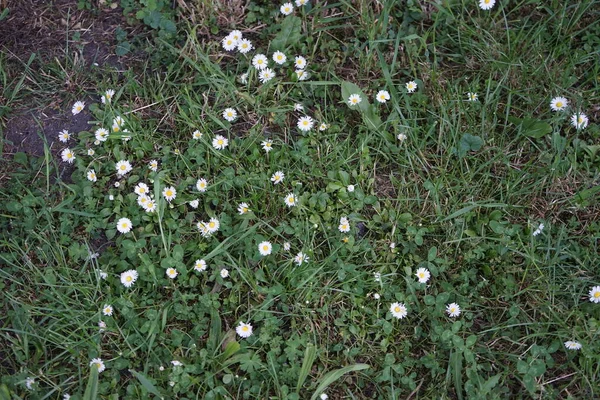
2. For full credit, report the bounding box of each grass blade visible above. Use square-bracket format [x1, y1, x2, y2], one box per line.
[310, 364, 369, 400]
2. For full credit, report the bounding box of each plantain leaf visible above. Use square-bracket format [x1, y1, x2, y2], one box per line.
[271, 16, 302, 50]
[310, 364, 369, 400]
[129, 369, 163, 398]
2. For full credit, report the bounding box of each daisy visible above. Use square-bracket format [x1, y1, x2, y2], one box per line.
[162, 186, 177, 202]
[98, 320, 106, 331]
[192, 130, 203, 140]
[112, 116, 125, 130]
[283, 242, 291, 251]
[258, 241, 272, 256]
[213, 135, 229, 150]
[238, 202, 250, 214]
[338, 216, 350, 233]
[467, 92, 478, 101]
[102, 89, 115, 104]
[134, 183, 149, 196]
[564, 341, 582, 350]
[149, 160, 159, 172]
[348, 94, 362, 106]
[171, 360, 183, 367]
[294, 103, 304, 112]
[58, 129, 70, 143]
[294, 56, 307, 69]
[25, 377, 35, 390]
[296, 69, 310, 81]
[220, 268, 229, 278]
[115, 160, 132, 176]
[397, 133, 407, 141]
[222, 35, 237, 51]
[72, 101, 85, 115]
[239, 73, 249, 84]
[120, 269, 139, 288]
[237, 39, 253, 54]
[347, 185, 355, 192]
[197, 221, 209, 236]
[229, 30, 243, 42]
[280, 2, 294, 15]
[297, 116, 314, 131]
[390, 302, 408, 319]
[374, 272, 381, 282]
[87, 149, 95, 156]
[415, 267, 430, 283]
[589, 286, 600, 303]
[252, 54, 268, 70]
[194, 259, 207, 272]
[271, 171, 285, 184]
[222, 108, 237, 122]
[87, 170, 97, 182]
[479, 0, 495, 10]
[376, 90, 390, 103]
[144, 200, 157, 213]
[273, 51, 287, 64]
[166, 268, 178, 279]
[189, 199, 199, 208]
[532, 223, 545, 236]
[99, 270, 107, 279]
[90, 358, 106, 373]
[262, 139, 273, 153]
[114, 182, 121, 188]
[549, 96, 568, 111]
[137, 195, 149, 207]
[102, 304, 113, 316]
[206, 217, 220, 234]
[236, 322, 253, 338]
[294, 251, 309, 265]
[320, 394, 328, 400]
[196, 178, 208, 192]
[446, 303, 461, 317]
[61, 148, 76, 164]
[284, 193, 297, 207]
[95, 128, 109, 142]
[373, 293, 380, 300]
[116, 217, 132, 234]
[258, 68, 275, 83]
[406, 81, 417, 93]
[295, 0, 308, 5]
[571, 113, 588, 130]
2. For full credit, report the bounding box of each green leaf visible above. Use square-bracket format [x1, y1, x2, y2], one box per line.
[340, 81, 369, 112]
[310, 364, 369, 400]
[271, 15, 302, 50]
[83, 365, 99, 400]
[296, 343, 317, 393]
[116, 41, 131, 57]
[508, 116, 552, 138]
[129, 370, 163, 398]
[458, 134, 484, 157]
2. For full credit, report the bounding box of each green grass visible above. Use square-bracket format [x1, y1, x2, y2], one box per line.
[1, 0, 600, 398]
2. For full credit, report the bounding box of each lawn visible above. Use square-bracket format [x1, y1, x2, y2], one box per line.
[1, 0, 599, 399]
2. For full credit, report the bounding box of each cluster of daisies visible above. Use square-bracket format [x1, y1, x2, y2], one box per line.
[549, 96, 589, 130]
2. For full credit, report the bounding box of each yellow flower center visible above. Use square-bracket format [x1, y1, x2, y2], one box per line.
[242, 207, 247, 213]
[104, 308, 110, 313]
[126, 276, 132, 282]
[394, 307, 401, 313]
[242, 326, 249, 331]
[166, 190, 172, 196]
[578, 117, 584, 123]
[218, 139, 224, 145]
[594, 292, 600, 298]
[121, 223, 128, 229]
[120, 165, 126, 170]
[263, 245, 269, 251]
[418, 273, 424, 278]
[341, 224, 348, 230]
[209, 222, 215, 228]
[556, 101, 562, 107]
[139, 188, 145, 193]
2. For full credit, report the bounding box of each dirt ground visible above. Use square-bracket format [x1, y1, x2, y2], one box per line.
[0, 0, 134, 159]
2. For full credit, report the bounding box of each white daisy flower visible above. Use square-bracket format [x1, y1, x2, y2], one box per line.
[479, 0, 495, 10]
[406, 81, 417, 93]
[273, 51, 287, 64]
[102, 89, 115, 104]
[319, 123, 328, 131]
[148, 159, 158, 172]
[196, 178, 208, 192]
[238, 202, 250, 214]
[222, 35, 237, 51]
[212, 135, 229, 150]
[338, 216, 350, 233]
[116, 217, 132, 234]
[564, 341, 582, 350]
[162, 186, 177, 202]
[25, 377, 35, 390]
[262, 139, 273, 153]
[571, 113, 589, 130]
[390, 302, 408, 319]
[192, 130, 203, 140]
[87, 149, 95, 156]
[252, 54, 268, 70]
[206, 217, 220, 234]
[258, 241, 272, 256]
[376, 90, 390, 103]
[397, 133, 407, 141]
[194, 259, 207, 272]
[90, 358, 106, 373]
[134, 183, 149, 196]
[220, 268, 229, 278]
[271, 171, 285, 184]
[61, 148, 76, 163]
[72, 101, 85, 115]
[283, 242, 291, 251]
[294, 103, 304, 112]
[549, 96, 568, 111]
[115, 160, 132, 176]
[222, 108, 237, 122]
[294, 56, 307, 69]
[239, 73, 249, 84]
[166, 268, 178, 279]
[102, 304, 113, 316]
[143, 199, 157, 213]
[373, 293, 380, 300]
[319, 394, 328, 400]
[295, 0, 309, 5]
[446, 303, 461, 317]
[589, 286, 600, 303]
[229, 30, 243, 42]
[296, 69, 310, 81]
[237, 39, 253, 54]
[532, 223, 545, 236]
[347, 185, 355, 192]
[258, 68, 276, 83]
[189, 199, 199, 208]
[58, 129, 70, 143]
[415, 267, 430, 283]
[280, 2, 294, 15]
[297, 116, 314, 131]
[95, 128, 109, 142]
[236, 322, 253, 338]
[467, 92, 478, 101]
[284, 193, 297, 207]
[294, 251, 309, 265]
[348, 94, 362, 106]
[87, 170, 97, 182]
[120, 269, 139, 288]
